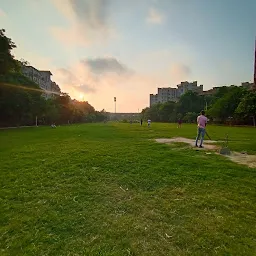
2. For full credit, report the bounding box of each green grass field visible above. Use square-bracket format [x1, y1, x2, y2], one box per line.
[0, 123, 256, 256]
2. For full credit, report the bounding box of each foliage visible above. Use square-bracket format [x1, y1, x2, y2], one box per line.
[176, 91, 204, 115]
[0, 29, 20, 74]
[143, 86, 254, 126]
[207, 86, 246, 122]
[0, 73, 43, 126]
[142, 91, 206, 123]
[183, 112, 198, 123]
[0, 29, 108, 127]
[235, 91, 256, 126]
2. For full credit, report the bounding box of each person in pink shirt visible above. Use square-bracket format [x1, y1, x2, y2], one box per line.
[195, 110, 208, 148]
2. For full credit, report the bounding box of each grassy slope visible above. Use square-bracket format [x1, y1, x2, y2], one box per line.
[0, 123, 255, 256]
[0, 72, 41, 89]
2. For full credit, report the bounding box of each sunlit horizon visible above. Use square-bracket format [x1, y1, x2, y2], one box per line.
[1, 0, 255, 112]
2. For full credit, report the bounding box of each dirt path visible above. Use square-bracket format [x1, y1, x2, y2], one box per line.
[155, 137, 219, 150]
[155, 137, 256, 168]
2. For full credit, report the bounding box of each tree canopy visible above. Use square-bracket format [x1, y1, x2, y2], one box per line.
[142, 87, 256, 126]
[0, 29, 108, 127]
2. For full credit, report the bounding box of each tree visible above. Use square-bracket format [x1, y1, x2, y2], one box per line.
[207, 86, 246, 122]
[235, 91, 256, 127]
[0, 29, 19, 75]
[0, 73, 43, 126]
[0, 28, 108, 127]
[177, 91, 204, 116]
[183, 112, 198, 123]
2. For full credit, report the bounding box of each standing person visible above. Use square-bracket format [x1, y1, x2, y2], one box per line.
[195, 110, 208, 148]
[147, 119, 151, 127]
[177, 119, 182, 128]
[140, 119, 143, 126]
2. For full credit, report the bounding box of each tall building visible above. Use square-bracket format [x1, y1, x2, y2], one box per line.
[241, 82, 254, 90]
[22, 65, 61, 98]
[177, 81, 203, 97]
[150, 81, 203, 107]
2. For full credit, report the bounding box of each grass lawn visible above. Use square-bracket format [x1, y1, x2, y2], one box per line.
[0, 123, 256, 256]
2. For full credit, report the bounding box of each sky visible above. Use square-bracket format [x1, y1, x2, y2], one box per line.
[0, 0, 255, 112]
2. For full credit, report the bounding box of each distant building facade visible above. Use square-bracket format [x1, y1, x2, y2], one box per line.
[177, 81, 203, 97]
[22, 65, 61, 98]
[199, 82, 254, 97]
[241, 82, 254, 90]
[150, 81, 203, 106]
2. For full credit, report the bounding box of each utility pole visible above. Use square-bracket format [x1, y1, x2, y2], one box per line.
[114, 97, 116, 114]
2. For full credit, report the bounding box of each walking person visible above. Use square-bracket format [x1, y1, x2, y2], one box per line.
[177, 118, 182, 128]
[140, 119, 143, 126]
[195, 110, 208, 148]
[147, 119, 151, 127]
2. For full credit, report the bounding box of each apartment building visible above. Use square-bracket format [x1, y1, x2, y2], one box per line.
[177, 81, 203, 97]
[241, 82, 254, 90]
[150, 81, 203, 106]
[22, 65, 61, 98]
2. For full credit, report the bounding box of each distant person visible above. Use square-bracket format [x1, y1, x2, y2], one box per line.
[177, 119, 182, 128]
[140, 119, 143, 126]
[195, 110, 208, 148]
[147, 119, 151, 127]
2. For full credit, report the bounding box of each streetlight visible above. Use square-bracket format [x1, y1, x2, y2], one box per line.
[114, 97, 116, 114]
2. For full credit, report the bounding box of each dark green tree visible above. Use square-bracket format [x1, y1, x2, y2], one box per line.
[207, 86, 246, 122]
[0, 29, 19, 75]
[177, 91, 204, 116]
[235, 91, 256, 127]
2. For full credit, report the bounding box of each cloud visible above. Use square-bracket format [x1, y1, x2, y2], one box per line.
[82, 57, 130, 75]
[146, 7, 165, 24]
[69, 0, 108, 29]
[50, 51, 193, 112]
[50, 0, 116, 46]
[54, 66, 96, 94]
[54, 57, 132, 93]
[52, 56, 161, 111]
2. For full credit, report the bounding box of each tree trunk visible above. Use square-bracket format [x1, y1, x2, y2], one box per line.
[252, 115, 256, 127]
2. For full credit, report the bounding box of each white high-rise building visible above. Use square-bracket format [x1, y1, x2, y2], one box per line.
[22, 65, 61, 98]
[150, 81, 203, 107]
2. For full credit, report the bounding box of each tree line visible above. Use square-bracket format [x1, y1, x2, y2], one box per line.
[142, 86, 256, 126]
[0, 29, 108, 127]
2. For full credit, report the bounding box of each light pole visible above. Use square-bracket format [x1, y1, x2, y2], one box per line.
[114, 97, 116, 114]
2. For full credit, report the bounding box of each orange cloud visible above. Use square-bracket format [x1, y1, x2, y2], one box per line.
[51, 58, 162, 112]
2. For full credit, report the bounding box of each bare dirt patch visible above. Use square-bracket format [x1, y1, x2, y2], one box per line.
[155, 137, 256, 168]
[226, 152, 256, 168]
[155, 137, 219, 150]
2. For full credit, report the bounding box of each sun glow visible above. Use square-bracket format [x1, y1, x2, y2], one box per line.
[79, 94, 84, 100]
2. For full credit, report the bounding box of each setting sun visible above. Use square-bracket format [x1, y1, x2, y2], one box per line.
[79, 94, 84, 100]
